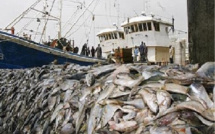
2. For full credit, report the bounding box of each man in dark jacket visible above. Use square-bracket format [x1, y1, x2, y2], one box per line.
[139, 41, 145, 62]
[96, 44, 102, 59]
[91, 46, 95, 57]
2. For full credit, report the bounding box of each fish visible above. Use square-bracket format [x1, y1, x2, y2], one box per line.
[156, 90, 172, 113]
[59, 80, 80, 91]
[120, 107, 137, 121]
[109, 86, 131, 99]
[105, 65, 130, 83]
[86, 73, 96, 87]
[163, 83, 189, 95]
[108, 120, 138, 132]
[138, 88, 158, 113]
[64, 90, 73, 103]
[87, 83, 115, 134]
[50, 103, 63, 122]
[189, 83, 214, 108]
[135, 108, 154, 124]
[156, 112, 180, 126]
[196, 62, 215, 81]
[114, 76, 144, 89]
[100, 104, 120, 128]
[60, 123, 75, 134]
[62, 108, 72, 126]
[48, 96, 57, 111]
[123, 99, 145, 109]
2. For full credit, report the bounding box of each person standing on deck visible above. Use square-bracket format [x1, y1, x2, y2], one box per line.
[91, 46, 95, 57]
[81, 43, 87, 55]
[134, 46, 139, 63]
[5, 27, 15, 34]
[96, 44, 102, 59]
[139, 42, 145, 62]
[169, 45, 175, 64]
[143, 43, 148, 62]
[87, 47, 90, 57]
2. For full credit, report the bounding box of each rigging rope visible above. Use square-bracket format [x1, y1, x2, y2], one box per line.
[18, 13, 40, 35]
[64, 0, 97, 38]
[34, 21, 42, 41]
[5, 0, 42, 29]
[40, 0, 56, 43]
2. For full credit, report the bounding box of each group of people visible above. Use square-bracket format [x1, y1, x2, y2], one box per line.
[134, 41, 148, 62]
[81, 44, 102, 59]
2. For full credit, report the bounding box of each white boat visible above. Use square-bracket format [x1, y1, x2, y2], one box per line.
[98, 12, 173, 63]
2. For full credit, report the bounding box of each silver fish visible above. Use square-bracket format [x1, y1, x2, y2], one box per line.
[139, 88, 158, 113]
[62, 108, 72, 126]
[135, 108, 154, 124]
[156, 90, 172, 113]
[60, 123, 75, 134]
[48, 96, 57, 111]
[105, 65, 130, 83]
[114, 76, 143, 89]
[59, 80, 80, 91]
[86, 73, 96, 87]
[50, 103, 63, 122]
[164, 83, 188, 95]
[189, 83, 214, 108]
[123, 99, 145, 109]
[100, 104, 120, 128]
[196, 62, 215, 81]
[87, 83, 115, 134]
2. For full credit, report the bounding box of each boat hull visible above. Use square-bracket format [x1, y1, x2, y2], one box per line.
[0, 31, 103, 69]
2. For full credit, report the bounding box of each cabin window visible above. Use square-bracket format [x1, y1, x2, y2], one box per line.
[153, 22, 160, 31]
[143, 23, 147, 31]
[111, 33, 114, 39]
[131, 25, 134, 33]
[134, 24, 138, 32]
[105, 35, 108, 40]
[124, 27, 129, 34]
[99, 36, 102, 42]
[109, 34, 112, 39]
[119, 33, 124, 39]
[139, 23, 143, 31]
[121, 33, 125, 39]
[114, 33, 117, 39]
[147, 22, 152, 31]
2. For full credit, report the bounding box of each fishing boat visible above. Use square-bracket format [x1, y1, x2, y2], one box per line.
[0, 0, 105, 69]
[97, 11, 187, 64]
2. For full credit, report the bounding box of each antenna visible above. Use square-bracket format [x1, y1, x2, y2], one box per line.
[172, 16, 175, 33]
[144, 0, 150, 13]
[115, 0, 120, 28]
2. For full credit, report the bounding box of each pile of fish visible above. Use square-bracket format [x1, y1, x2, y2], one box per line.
[0, 62, 214, 134]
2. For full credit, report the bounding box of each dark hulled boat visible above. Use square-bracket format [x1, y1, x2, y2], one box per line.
[0, 31, 105, 69]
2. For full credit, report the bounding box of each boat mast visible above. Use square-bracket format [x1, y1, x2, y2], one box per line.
[58, 0, 62, 39]
[43, 0, 48, 42]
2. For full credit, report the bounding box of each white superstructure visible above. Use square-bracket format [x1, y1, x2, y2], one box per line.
[121, 13, 173, 62]
[97, 28, 125, 57]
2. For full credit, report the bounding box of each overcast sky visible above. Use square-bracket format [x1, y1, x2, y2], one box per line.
[0, 0, 188, 47]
